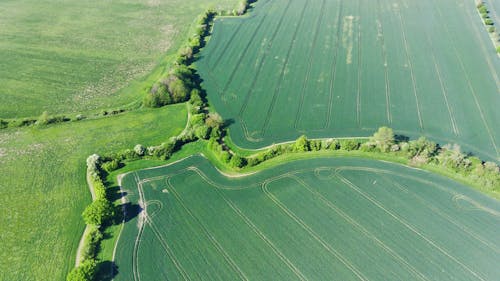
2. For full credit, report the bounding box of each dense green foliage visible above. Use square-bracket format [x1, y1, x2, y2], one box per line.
[66, 259, 97, 281]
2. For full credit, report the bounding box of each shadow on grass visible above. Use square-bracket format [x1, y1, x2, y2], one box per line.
[95, 261, 118, 281]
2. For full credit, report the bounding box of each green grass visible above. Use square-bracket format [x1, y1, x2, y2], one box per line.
[0, 0, 239, 119]
[197, 0, 500, 161]
[0, 104, 187, 281]
[114, 155, 500, 280]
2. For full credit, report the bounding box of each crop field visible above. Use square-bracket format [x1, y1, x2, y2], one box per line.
[0, 104, 186, 281]
[0, 0, 239, 118]
[114, 156, 500, 280]
[197, 0, 500, 161]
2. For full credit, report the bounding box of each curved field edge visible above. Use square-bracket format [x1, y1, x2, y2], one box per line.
[112, 155, 500, 280]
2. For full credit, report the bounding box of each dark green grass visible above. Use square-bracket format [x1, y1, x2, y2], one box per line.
[0, 0, 239, 118]
[0, 104, 186, 281]
[115, 155, 500, 280]
[197, 0, 500, 161]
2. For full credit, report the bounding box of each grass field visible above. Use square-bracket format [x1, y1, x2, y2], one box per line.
[115, 155, 500, 280]
[0, 104, 186, 281]
[0, 0, 239, 118]
[197, 0, 500, 161]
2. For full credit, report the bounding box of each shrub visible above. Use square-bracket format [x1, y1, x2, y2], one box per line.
[0, 119, 8, 129]
[81, 226, 103, 260]
[478, 5, 488, 14]
[134, 144, 146, 156]
[489, 26, 496, 33]
[195, 125, 211, 140]
[497, 46, 500, 53]
[101, 159, 120, 172]
[293, 135, 310, 152]
[66, 259, 97, 281]
[220, 151, 232, 163]
[230, 155, 246, 168]
[340, 139, 360, 151]
[36, 111, 50, 126]
[371, 126, 395, 152]
[82, 199, 115, 226]
[484, 18, 494, 25]
[189, 89, 204, 107]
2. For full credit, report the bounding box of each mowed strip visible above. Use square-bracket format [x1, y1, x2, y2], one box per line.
[114, 156, 500, 280]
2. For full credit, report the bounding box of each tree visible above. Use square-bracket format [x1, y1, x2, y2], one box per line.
[82, 199, 115, 226]
[230, 155, 246, 168]
[294, 135, 310, 152]
[371, 126, 395, 152]
[205, 112, 224, 128]
[134, 144, 146, 156]
[66, 259, 97, 281]
[36, 111, 50, 126]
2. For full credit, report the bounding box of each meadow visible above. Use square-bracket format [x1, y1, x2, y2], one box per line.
[0, 0, 239, 118]
[114, 155, 500, 280]
[0, 104, 186, 281]
[197, 0, 500, 161]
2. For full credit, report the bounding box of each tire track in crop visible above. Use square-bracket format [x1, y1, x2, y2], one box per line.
[209, 21, 245, 70]
[433, 1, 499, 157]
[288, 174, 430, 281]
[376, 0, 393, 125]
[262, 179, 369, 281]
[134, 175, 190, 281]
[377, 173, 500, 253]
[323, 0, 344, 129]
[259, 0, 310, 136]
[293, 0, 327, 130]
[393, 3, 424, 131]
[336, 172, 489, 281]
[212, 187, 309, 281]
[461, 0, 500, 93]
[356, 0, 362, 127]
[166, 177, 249, 281]
[217, 0, 275, 101]
[237, 0, 293, 118]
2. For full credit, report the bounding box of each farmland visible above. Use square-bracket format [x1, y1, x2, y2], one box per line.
[0, 104, 186, 281]
[0, 0, 239, 118]
[197, 0, 500, 161]
[114, 156, 500, 280]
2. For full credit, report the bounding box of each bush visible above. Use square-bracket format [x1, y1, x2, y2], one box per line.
[220, 151, 232, 163]
[134, 144, 146, 156]
[82, 199, 115, 226]
[484, 18, 494, 25]
[230, 155, 246, 168]
[478, 5, 488, 14]
[81, 226, 103, 261]
[489, 26, 496, 33]
[195, 125, 211, 140]
[101, 159, 120, 172]
[67, 259, 97, 281]
[0, 119, 8, 129]
[497, 46, 500, 53]
[293, 135, 310, 152]
[340, 139, 360, 151]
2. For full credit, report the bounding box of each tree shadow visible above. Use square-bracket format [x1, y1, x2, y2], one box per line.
[119, 202, 143, 223]
[395, 134, 409, 143]
[95, 261, 118, 281]
[106, 185, 127, 202]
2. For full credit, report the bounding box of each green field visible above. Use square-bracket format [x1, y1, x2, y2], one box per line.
[197, 0, 500, 161]
[0, 104, 186, 281]
[115, 156, 500, 280]
[0, 0, 239, 118]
